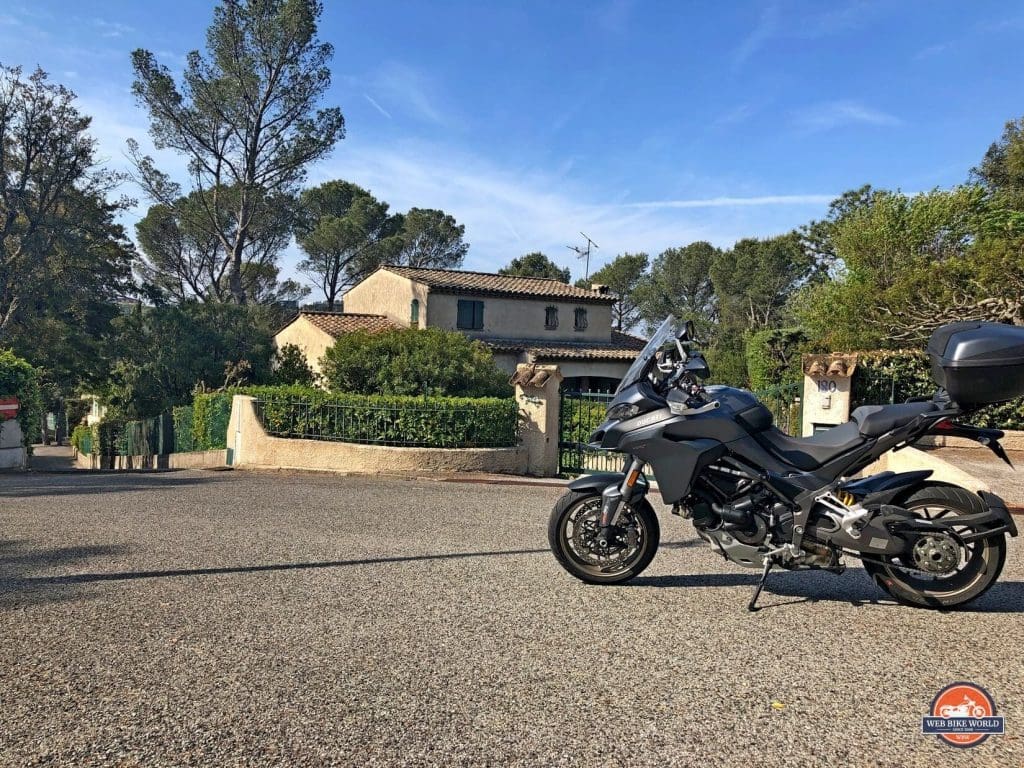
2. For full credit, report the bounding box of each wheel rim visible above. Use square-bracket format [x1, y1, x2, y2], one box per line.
[561, 496, 647, 577]
[877, 502, 991, 597]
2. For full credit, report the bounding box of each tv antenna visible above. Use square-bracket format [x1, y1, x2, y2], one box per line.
[567, 232, 599, 280]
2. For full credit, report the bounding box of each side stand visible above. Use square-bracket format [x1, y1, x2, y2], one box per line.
[747, 558, 774, 612]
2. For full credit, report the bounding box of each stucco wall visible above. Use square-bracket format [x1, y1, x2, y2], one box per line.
[859, 446, 990, 493]
[228, 395, 529, 475]
[274, 317, 338, 378]
[426, 293, 613, 342]
[343, 270, 426, 327]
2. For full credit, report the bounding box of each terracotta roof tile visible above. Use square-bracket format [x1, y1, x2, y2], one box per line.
[289, 311, 398, 338]
[379, 265, 616, 303]
[477, 330, 646, 362]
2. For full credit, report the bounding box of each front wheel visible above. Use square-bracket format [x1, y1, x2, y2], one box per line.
[862, 484, 1007, 609]
[548, 490, 660, 584]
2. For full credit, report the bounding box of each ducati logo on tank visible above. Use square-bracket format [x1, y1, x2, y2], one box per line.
[921, 682, 1004, 748]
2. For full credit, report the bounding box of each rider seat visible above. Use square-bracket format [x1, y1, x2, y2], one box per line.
[754, 422, 865, 472]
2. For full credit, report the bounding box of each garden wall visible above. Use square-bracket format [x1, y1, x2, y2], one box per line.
[226, 395, 528, 475]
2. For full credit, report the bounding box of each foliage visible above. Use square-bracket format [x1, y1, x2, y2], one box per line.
[581, 252, 649, 331]
[245, 385, 518, 448]
[294, 180, 403, 308]
[136, 188, 306, 304]
[0, 65, 126, 340]
[70, 424, 94, 455]
[711, 232, 813, 332]
[192, 393, 233, 450]
[0, 349, 42, 447]
[320, 327, 511, 397]
[794, 187, 991, 349]
[745, 328, 806, 392]
[102, 301, 277, 418]
[129, 0, 345, 304]
[393, 208, 468, 269]
[634, 242, 719, 336]
[272, 343, 317, 386]
[172, 405, 195, 452]
[500, 252, 570, 282]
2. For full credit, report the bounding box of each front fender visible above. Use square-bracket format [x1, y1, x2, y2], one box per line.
[567, 471, 650, 501]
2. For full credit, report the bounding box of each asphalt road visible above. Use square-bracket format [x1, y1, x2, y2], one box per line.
[2, 470, 1023, 767]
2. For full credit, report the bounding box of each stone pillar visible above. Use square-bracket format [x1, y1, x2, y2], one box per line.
[800, 354, 858, 437]
[512, 364, 563, 477]
[0, 419, 26, 469]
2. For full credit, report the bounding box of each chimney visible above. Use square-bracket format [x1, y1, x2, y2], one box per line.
[591, 283, 609, 294]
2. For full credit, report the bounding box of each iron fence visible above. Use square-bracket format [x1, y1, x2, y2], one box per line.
[752, 382, 803, 436]
[558, 391, 624, 475]
[251, 397, 519, 448]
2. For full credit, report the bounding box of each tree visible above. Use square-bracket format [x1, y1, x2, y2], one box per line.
[794, 187, 987, 349]
[136, 186, 299, 304]
[321, 327, 509, 397]
[294, 181, 403, 308]
[129, 0, 345, 304]
[500, 252, 570, 282]
[634, 242, 719, 334]
[271, 342, 316, 385]
[711, 233, 813, 332]
[973, 115, 1024, 204]
[800, 184, 876, 272]
[103, 302, 278, 418]
[579, 252, 648, 331]
[0, 66, 123, 340]
[392, 208, 468, 269]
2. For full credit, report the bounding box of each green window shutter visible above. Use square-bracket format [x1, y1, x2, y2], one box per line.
[457, 300, 473, 329]
[473, 301, 484, 330]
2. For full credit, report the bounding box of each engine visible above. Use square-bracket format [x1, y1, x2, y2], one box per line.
[675, 473, 836, 569]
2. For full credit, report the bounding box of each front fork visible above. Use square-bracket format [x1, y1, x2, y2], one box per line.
[597, 457, 644, 547]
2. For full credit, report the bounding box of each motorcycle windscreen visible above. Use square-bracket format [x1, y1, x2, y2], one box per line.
[614, 316, 680, 395]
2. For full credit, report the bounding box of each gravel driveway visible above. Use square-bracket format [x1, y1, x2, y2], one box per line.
[2, 470, 1023, 767]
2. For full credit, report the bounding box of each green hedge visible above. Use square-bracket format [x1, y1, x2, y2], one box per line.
[852, 350, 1024, 430]
[70, 424, 94, 455]
[244, 385, 519, 448]
[172, 405, 195, 452]
[192, 393, 232, 450]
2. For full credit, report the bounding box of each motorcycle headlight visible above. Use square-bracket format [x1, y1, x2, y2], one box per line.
[607, 403, 641, 420]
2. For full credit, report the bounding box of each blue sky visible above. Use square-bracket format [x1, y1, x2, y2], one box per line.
[1, 1, 1022, 285]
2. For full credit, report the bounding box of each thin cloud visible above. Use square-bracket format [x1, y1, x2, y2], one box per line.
[792, 100, 902, 133]
[624, 195, 836, 210]
[363, 93, 392, 120]
[732, 4, 779, 69]
[93, 19, 134, 38]
[365, 62, 445, 125]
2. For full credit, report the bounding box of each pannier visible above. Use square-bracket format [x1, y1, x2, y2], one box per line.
[927, 321, 1024, 407]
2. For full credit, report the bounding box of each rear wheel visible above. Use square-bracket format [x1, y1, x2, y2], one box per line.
[862, 484, 1006, 608]
[548, 490, 660, 584]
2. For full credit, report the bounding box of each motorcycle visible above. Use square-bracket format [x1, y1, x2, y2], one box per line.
[548, 317, 1019, 610]
[939, 697, 987, 719]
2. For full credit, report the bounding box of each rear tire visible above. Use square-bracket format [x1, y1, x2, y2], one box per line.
[863, 484, 1006, 609]
[548, 490, 660, 585]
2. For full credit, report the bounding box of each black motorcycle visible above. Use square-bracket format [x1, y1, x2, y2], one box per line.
[548, 317, 1019, 610]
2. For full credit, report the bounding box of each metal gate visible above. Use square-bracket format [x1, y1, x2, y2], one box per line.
[558, 391, 624, 476]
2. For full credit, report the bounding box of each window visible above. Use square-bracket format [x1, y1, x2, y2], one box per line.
[573, 307, 588, 331]
[457, 299, 484, 330]
[544, 306, 558, 330]
[410, 299, 420, 327]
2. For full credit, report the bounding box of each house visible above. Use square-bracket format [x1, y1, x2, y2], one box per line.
[274, 311, 398, 379]
[342, 265, 644, 391]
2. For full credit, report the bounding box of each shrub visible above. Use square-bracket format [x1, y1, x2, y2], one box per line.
[192, 393, 232, 450]
[0, 349, 42, 447]
[172, 405, 195, 452]
[745, 328, 806, 392]
[243, 384, 518, 448]
[271, 343, 317, 386]
[70, 424, 94, 455]
[320, 327, 511, 397]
